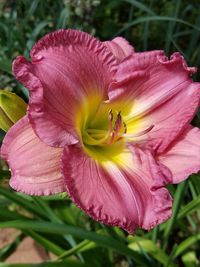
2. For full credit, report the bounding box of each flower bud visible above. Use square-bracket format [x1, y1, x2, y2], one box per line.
[0, 90, 27, 132]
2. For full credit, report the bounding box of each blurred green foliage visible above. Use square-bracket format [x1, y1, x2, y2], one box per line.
[0, 0, 200, 266]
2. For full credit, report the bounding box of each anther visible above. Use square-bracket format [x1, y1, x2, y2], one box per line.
[123, 122, 127, 134]
[121, 124, 154, 139]
[114, 111, 122, 132]
[108, 109, 113, 131]
[108, 109, 113, 121]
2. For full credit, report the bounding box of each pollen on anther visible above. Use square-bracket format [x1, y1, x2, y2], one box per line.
[109, 109, 113, 121]
[123, 122, 127, 134]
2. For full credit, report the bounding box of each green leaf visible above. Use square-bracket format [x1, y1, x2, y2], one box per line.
[0, 220, 150, 266]
[23, 230, 64, 256]
[163, 181, 188, 248]
[32, 197, 80, 257]
[173, 233, 200, 258]
[0, 261, 92, 267]
[0, 207, 28, 221]
[181, 251, 198, 267]
[0, 187, 46, 219]
[25, 21, 49, 54]
[56, 8, 70, 28]
[123, 0, 155, 15]
[58, 240, 96, 260]
[164, 0, 181, 53]
[177, 194, 200, 219]
[115, 16, 200, 36]
[128, 236, 177, 267]
[0, 234, 24, 262]
[0, 59, 12, 74]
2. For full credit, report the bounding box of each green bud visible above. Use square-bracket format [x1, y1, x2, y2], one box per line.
[0, 90, 27, 132]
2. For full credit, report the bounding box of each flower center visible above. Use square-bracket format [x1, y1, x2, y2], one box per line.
[83, 109, 127, 146]
[75, 96, 154, 161]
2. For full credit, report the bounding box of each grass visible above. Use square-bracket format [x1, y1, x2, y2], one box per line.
[0, 0, 200, 266]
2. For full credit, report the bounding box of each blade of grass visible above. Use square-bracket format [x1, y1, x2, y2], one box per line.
[128, 236, 177, 267]
[32, 197, 83, 261]
[0, 59, 12, 74]
[177, 194, 200, 220]
[165, 244, 178, 267]
[23, 230, 65, 256]
[57, 240, 96, 260]
[186, 215, 196, 231]
[0, 220, 150, 266]
[142, 17, 149, 51]
[0, 187, 47, 219]
[151, 226, 158, 243]
[123, 0, 155, 16]
[173, 30, 193, 38]
[32, 197, 62, 223]
[173, 233, 200, 258]
[56, 8, 70, 29]
[123, 0, 155, 47]
[0, 207, 29, 221]
[164, 0, 181, 53]
[124, 3, 134, 38]
[0, 205, 67, 258]
[23, 0, 40, 24]
[188, 179, 200, 219]
[163, 181, 188, 250]
[0, 233, 24, 262]
[0, 22, 9, 39]
[115, 16, 200, 36]
[186, 16, 200, 58]
[168, 34, 189, 61]
[0, 261, 92, 267]
[58, 228, 119, 260]
[25, 21, 49, 56]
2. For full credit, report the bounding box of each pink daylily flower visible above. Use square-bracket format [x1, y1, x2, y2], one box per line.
[1, 29, 200, 233]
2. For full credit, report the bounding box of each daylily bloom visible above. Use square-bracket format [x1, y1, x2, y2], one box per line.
[1, 29, 200, 233]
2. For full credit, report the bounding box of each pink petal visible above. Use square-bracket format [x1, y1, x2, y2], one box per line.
[104, 37, 134, 62]
[109, 51, 200, 153]
[159, 126, 200, 183]
[61, 144, 172, 233]
[1, 116, 64, 195]
[139, 82, 200, 153]
[13, 29, 117, 147]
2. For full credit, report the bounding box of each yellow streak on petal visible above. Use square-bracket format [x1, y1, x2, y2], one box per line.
[83, 139, 125, 164]
[75, 93, 103, 140]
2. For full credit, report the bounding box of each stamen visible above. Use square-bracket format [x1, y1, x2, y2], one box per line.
[123, 122, 127, 134]
[108, 109, 113, 131]
[120, 125, 154, 139]
[84, 110, 153, 146]
[114, 111, 122, 133]
[109, 109, 113, 121]
[107, 111, 124, 144]
[109, 131, 116, 144]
